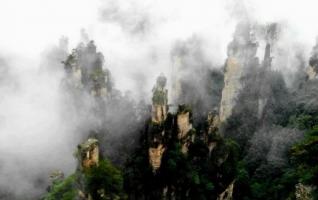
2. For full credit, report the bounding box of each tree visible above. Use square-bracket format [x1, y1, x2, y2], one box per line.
[85, 159, 125, 200]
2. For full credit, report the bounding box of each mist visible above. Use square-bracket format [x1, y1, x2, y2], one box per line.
[1, 0, 318, 199]
[0, 55, 78, 198]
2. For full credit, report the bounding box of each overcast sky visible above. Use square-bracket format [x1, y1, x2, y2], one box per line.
[0, 0, 318, 53]
[1, 0, 318, 92]
[0, 0, 317, 90]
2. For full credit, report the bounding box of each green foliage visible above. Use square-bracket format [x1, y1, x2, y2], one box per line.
[85, 159, 125, 200]
[90, 68, 106, 81]
[288, 114, 318, 130]
[43, 175, 77, 200]
[160, 143, 189, 185]
[123, 147, 156, 199]
[159, 142, 217, 199]
[205, 182, 214, 191]
[236, 114, 318, 200]
[237, 161, 249, 183]
[290, 126, 318, 185]
[250, 182, 267, 199]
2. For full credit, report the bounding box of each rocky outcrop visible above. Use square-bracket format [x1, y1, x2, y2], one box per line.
[78, 138, 99, 170]
[307, 66, 317, 80]
[176, 105, 193, 154]
[219, 22, 258, 122]
[219, 57, 244, 122]
[177, 111, 191, 139]
[295, 183, 314, 200]
[148, 104, 193, 170]
[149, 144, 166, 171]
[45, 138, 100, 200]
[148, 75, 194, 170]
[217, 181, 235, 200]
[219, 23, 280, 123]
[308, 38, 318, 80]
[206, 111, 220, 156]
[63, 41, 111, 97]
[149, 74, 168, 171]
[76, 138, 100, 200]
[152, 104, 168, 124]
[207, 111, 220, 134]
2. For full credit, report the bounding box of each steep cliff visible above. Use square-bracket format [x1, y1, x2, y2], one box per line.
[148, 74, 169, 171]
[63, 41, 111, 98]
[219, 22, 259, 122]
[177, 110, 192, 140]
[219, 23, 282, 125]
[176, 105, 193, 154]
[148, 74, 194, 171]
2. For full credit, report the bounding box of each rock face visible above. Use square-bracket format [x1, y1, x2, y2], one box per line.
[219, 22, 258, 122]
[78, 138, 99, 170]
[295, 183, 314, 200]
[152, 104, 168, 124]
[217, 181, 235, 200]
[148, 104, 193, 170]
[308, 39, 318, 80]
[152, 74, 168, 123]
[177, 114, 192, 154]
[206, 111, 220, 156]
[75, 138, 100, 200]
[207, 111, 220, 134]
[176, 105, 193, 154]
[219, 57, 243, 122]
[149, 74, 168, 171]
[219, 23, 279, 122]
[307, 66, 317, 80]
[177, 111, 191, 139]
[148, 75, 194, 170]
[149, 144, 166, 171]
